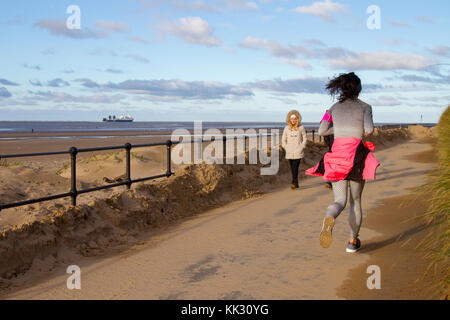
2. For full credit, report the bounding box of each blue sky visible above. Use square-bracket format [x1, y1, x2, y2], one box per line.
[0, 0, 449, 122]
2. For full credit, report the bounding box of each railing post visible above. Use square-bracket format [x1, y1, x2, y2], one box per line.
[244, 136, 248, 155]
[312, 130, 315, 142]
[166, 140, 173, 177]
[70, 147, 78, 206]
[223, 135, 226, 163]
[196, 137, 203, 163]
[125, 143, 132, 190]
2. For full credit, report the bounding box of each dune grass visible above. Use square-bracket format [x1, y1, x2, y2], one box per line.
[0, 159, 22, 167]
[420, 105, 449, 298]
[56, 162, 70, 175]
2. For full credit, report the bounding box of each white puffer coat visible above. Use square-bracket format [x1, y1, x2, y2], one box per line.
[281, 110, 307, 159]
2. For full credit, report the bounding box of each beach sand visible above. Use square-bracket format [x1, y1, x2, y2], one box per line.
[0, 130, 313, 231]
[0, 132, 180, 230]
[0, 125, 442, 299]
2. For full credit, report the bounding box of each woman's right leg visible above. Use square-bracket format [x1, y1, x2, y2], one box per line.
[326, 180, 348, 219]
[320, 180, 348, 248]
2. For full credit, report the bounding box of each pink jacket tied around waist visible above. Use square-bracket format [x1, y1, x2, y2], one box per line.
[305, 137, 380, 181]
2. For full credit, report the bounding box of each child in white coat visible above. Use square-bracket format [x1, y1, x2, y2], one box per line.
[282, 110, 307, 189]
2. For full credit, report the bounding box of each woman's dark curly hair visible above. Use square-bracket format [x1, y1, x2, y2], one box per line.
[326, 72, 362, 103]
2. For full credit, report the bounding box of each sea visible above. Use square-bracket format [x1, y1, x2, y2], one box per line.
[0, 121, 436, 140]
[0, 121, 292, 133]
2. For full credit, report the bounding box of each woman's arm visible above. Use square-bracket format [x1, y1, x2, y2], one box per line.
[318, 110, 332, 136]
[364, 104, 374, 135]
[321, 126, 334, 136]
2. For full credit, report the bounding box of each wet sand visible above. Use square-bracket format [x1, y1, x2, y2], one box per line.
[0, 131, 176, 157]
[0, 129, 320, 156]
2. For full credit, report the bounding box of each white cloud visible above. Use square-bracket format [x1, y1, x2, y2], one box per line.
[283, 58, 312, 69]
[41, 48, 55, 55]
[303, 39, 327, 47]
[329, 51, 433, 71]
[74, 78, 101, 88]
[426, 45, 450, 57]
[160, 17, 221, 46]
[366, 95, 403, 107]
[128, 36, 152, 44]
[388, 19, 411, 28]
[29, 91, 126, 104]
[125, 54, 150, 63]
[89, 49, 118, 56]
[105, 79, 253, 100]
[34, 19, 107, 39]
[136, 0, 258, 12]
[245, 77, 327, 94]
[239, 36, 343, 68]
[377, 39, 416, 47]
[294, 0, 347, 22]
[224, 0, 258, 10]
[240, 36, 436, 72]
[0, 79, 19, 86]
[240, 36, 350, 59]
[416, 15, 435, 23]
[105, 68, 125, 74]
[23, 64, 41, 71]
[96, 20, 131, 32]
[239, 36, 265, 49]
[47, 78, 70, 87]
[172, 0, 221, 13]
[0, 87, 12, 98]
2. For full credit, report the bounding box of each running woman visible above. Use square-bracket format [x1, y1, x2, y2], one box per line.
[282, 110, 307, 189]
[306, 72, 380, 253]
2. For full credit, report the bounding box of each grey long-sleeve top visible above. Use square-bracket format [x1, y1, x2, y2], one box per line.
[319, 99, 374, 139]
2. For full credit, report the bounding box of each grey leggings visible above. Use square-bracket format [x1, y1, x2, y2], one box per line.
[325, 180, 365, 239]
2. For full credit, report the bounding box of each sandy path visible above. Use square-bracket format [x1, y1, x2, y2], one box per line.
[2, 139, 435, 300]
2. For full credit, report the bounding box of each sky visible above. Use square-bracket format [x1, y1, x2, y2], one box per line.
[0, 0, 449, 123]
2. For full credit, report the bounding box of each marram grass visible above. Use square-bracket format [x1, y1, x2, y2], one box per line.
[421, 105, 450, 299]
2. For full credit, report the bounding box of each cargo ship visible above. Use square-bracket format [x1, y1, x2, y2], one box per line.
[102, 115, 134, 122]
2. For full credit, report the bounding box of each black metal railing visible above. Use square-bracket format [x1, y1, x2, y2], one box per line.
[0, 129, 329, 212]
[0, 140, 175, 210]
